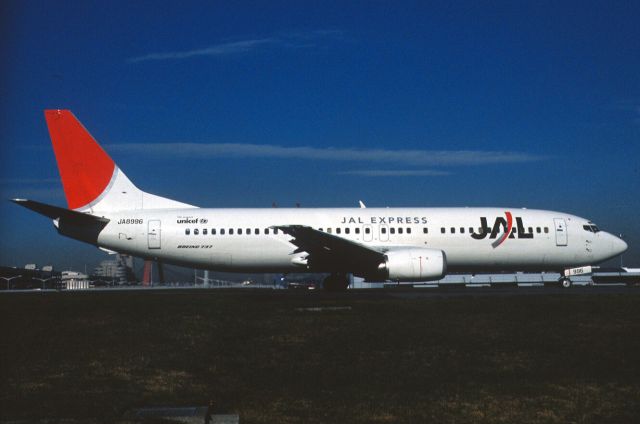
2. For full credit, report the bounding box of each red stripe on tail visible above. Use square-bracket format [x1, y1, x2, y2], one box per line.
[44, 110, 115, 210]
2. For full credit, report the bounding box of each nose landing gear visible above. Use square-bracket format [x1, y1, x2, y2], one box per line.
[559, 277, 573, 288]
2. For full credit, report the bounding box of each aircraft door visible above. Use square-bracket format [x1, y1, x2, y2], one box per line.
[148, 220, 161, 249]
[379, 224, 389, 242]
[363, 225, 373, 242]
[553, 218, 567, 246]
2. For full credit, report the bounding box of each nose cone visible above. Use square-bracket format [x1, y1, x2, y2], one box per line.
[612, 236, 628, 256]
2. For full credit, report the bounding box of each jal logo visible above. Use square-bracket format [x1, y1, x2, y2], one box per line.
[471, 211, 533, 248]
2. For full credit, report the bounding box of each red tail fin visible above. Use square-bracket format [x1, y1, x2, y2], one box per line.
[44, 109, 195, 212]
[44, 110, 115, 210]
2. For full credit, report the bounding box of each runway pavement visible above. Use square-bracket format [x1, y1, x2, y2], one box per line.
[3, 283, 636, 300]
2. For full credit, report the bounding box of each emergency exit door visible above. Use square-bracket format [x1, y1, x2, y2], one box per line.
[553, 218, 567, 246]
[148, 220, 161, 249]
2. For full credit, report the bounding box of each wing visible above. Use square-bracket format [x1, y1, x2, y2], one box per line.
[274, 225, 385, 273]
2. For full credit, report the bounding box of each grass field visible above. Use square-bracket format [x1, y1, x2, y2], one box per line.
[2, 289, 640, 423]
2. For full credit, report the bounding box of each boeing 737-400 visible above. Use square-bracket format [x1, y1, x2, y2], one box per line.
[12, 110, 628, 290]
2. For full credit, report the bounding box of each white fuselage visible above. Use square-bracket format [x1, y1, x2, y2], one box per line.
[18, 111, 628, 284]
[96, 207, 625, 276]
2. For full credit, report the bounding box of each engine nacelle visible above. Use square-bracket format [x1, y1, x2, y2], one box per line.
[380, 248, 447, 282]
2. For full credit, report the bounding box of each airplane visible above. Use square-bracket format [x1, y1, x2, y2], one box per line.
[12, 110, 628, 290]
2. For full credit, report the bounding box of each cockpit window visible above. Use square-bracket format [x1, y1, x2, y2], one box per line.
[583, 223, 601, 233]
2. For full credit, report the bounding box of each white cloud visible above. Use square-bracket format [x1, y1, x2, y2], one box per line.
[105, 142, 546, 166]
[0, 178, 60, 184]
[128, 31, 346, 63]
[128, 38, 277, 63]
[336, 169, 451, 177]
[3, 187, 65, 201]
[0, 179, 63, 202]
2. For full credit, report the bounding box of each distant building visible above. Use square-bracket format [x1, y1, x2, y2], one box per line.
[93, 254, 136, 284]
[61, 270, 90, 290]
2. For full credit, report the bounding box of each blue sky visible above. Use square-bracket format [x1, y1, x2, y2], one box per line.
[1, 0, 638, 270]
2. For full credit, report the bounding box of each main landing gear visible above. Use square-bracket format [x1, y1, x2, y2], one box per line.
[323, 273, 350, 291]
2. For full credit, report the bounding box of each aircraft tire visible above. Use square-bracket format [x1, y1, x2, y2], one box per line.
[559, 277, 573, 289]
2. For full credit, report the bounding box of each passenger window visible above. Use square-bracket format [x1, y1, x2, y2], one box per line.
[381, 227, 387, 234]
[229, 229, 234, 235]
[336, 228, 342, 234]
[255, 228, 259, 235]
[451, 227, 455, 234]
[423, 228, 428, 234]
[238, 229, 243, 235]
[469, 227, 473, 233]
[544, 227, 549, 233]
[406, 228, 411, 234]
[203, 229, 208, 235]
[265, 228, 270, 235]
[274, 229, 279, 235]
[536, 227, 541, 233]
[398, 228, 403, 234]
[390, 228, 396, 234]
[221, 229, 225, 235]
[194, 229, 199, 235]
[319, 228, 323, 232]
[528, 227, 533, 233]
[460, 227, 465, 234]
[327, 228, 332, 234]
[185, 228, 190, 235]
[365, 227, 370, 234]
[355, 228, 360, 234]
[441, 227, 445, 234]
[212, 229, 216, 235]
[345, 228, 350, 234]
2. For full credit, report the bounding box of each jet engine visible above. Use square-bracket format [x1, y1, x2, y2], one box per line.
[379, 248, 447, 282]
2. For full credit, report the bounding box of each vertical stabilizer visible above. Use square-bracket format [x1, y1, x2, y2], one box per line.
[44, 110, 195, 213]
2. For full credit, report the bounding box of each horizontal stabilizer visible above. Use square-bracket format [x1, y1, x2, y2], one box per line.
[11, 199, 109, 224]
[12, 199, 109, 245]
